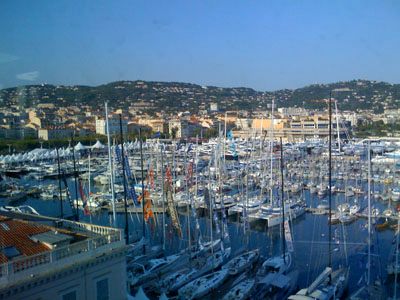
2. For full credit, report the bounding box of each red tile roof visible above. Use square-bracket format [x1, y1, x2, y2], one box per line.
[0, 216, 51, 263]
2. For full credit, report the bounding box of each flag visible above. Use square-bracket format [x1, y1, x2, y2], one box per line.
[153, 131, 161, 138]
[78, 179, 90, 216]
[165, 166, 173, 187]
[144, 198, 154, 222]
[138, 190, 150, 203]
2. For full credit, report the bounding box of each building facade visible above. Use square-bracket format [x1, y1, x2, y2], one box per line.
[38, 127, 74, 141]
[0, 211, 127, 300]
[233, 115, 350, 141]
[95, 116, 127, 136]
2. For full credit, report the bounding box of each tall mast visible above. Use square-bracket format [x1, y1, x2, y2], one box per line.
[160, 143, 166, 251]
[328, 91, 332, 282]
[335, 100, 341, 151]
[105, 102, 116, 226]
[88, 148, 92, 224]
[71, 133, 79, 221]
[218, 123, 224, 242]
[88, 149, 91, 196]
[184, 150, 191, 253]
[224, 112, 227, 166]
[120, 115, 129, 245]
[139, 128, 146, 254]
[56, 147, 64, 219]
[367, 141, 371, 285]
[270, 99, 275, 205]
[280, 137, 286, 262]
[208, 161, 214, 259]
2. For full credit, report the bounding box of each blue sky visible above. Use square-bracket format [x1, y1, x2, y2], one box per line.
[0, 0, 399, 90]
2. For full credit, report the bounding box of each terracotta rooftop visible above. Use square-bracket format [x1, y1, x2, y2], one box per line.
[0, 216, 51, 263]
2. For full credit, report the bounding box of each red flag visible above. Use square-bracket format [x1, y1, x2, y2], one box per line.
[165, 166, 173, 186]
[78, 179, 90, 216]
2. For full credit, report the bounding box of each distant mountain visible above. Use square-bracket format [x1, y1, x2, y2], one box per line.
[0, 79, 399, 113]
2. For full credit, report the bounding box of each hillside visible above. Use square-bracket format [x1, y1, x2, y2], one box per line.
[1, 79, 399, 113]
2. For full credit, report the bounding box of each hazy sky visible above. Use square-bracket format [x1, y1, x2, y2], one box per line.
[1, 0, 399, 90]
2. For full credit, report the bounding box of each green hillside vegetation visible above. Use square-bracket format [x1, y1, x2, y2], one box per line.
[1, 79, 399, 113]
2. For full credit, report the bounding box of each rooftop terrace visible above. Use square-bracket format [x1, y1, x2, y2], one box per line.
[0, 211, 125, 289]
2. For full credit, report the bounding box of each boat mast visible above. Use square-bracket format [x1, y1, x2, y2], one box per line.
[160, 143, 166, 251]
[88, 149, 91, 197]
[56, 147, 64, 219]
[119, 115, 129, 245]
[280, 137, 286, 263]
[260, 114, 263, 151]
[88, 148, 92, 224]
[71, 133, 79, 221]
[328, 91, 332, 283]
[139, 128, 146, 254]
[184, 149, 191, 254]
[218, 123, 225, 243]
[367, 140, 371, 286]
[335, 100, 341, 152]
[224, 112, 227, 166]
[105, 102, 116, 226]
[208, 161, 214, 259]
[270, 99, 275, 206]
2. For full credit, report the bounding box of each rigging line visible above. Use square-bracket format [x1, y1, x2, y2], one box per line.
[306, 208, 318, 286]
[340, 218, 349, 266]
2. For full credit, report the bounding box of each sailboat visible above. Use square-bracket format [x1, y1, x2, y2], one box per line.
[288, 92, 349, 300]
[251, 138, 299, 299]
[160, 246, 230, 294]
[221, 248, 259, 275]
[178, 269, 230, 299]
[350, 141, 386, 298]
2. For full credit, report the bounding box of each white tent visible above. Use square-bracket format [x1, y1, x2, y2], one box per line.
[74, 142, 87, 151]
[91, 140, 105, 149]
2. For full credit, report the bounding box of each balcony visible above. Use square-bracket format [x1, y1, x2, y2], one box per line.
[0, 212, 125, 288]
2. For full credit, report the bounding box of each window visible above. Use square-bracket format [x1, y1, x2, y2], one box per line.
[62, 291, 76, 300]
[96, 278, 109, 300]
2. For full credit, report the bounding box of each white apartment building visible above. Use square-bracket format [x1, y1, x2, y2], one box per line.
[0, 211, 127, 300]
[95, 116, 127, 136]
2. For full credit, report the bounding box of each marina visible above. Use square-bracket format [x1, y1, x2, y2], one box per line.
[1, 133, 400, 299]
[1, 1, 399, 299]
